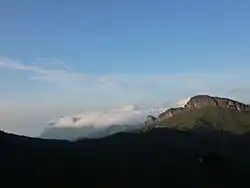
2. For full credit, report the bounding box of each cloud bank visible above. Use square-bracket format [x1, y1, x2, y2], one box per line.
[48, 97, 196, 129]
[49, 104, 165, 128]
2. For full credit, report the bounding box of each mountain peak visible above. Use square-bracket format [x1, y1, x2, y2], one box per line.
[153, 95, 250, 122]
[144, 95, 250, 133]
[185, 95, 250, 111]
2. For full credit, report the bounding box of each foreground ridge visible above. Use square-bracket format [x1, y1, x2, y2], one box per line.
[1, 128, 250, 187]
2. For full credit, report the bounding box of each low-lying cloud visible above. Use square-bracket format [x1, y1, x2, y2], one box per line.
[48, 97, 196, 129]
[49, 104, 165, 128]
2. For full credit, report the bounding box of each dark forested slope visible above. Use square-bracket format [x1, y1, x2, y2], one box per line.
[1, 129, 250, 187]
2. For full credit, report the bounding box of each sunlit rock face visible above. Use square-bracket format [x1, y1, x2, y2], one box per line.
[151, 95, 250, 122]
[185, 95, 250, 111]
[158, 107, 186, 120]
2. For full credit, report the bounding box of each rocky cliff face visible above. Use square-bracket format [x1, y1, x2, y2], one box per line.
[155, 95, 250, 122]
[158, 107, 186, 120]
[185, 95, 250, 111]
[144, 115, 158, 125]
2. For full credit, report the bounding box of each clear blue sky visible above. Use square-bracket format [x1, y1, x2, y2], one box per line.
[0, 0, 250, 136]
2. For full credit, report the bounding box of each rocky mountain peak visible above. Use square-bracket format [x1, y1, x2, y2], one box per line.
[153, 95, 250, 122]
[158, 107, 185, 120]
[185, 95, 250, 111]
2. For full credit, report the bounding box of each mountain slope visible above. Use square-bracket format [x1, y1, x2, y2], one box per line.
[2, 128, 250, 187]
[144, 95, 250, 133]
[158, 95, 250, 121]
[157, 107, 250, 133]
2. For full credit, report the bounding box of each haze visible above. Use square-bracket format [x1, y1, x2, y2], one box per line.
[0, 0, 250, 136]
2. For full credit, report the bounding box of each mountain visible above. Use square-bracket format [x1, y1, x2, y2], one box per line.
[3, 94, 250, 186]
[41, 124, 144, 140]
[144, 95, 250, 133]
[159, 95, 250, 120]
[41, 95, 250, 140]
[2, 128, 250, 187]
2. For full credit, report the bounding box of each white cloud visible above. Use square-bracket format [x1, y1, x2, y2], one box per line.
[34, 57, 72, 71]
[176, 98, 190, 107]
[1, 56, 250, 108]
[49, 104, 165, 128]
[175, 92, 210, 107]
[0, 56, 247, 93]
[0, 57, 94, 87]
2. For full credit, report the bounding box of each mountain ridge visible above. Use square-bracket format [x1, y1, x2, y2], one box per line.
[2, 127, 250, 187]
[144, 95, 250, 132]
[160, 95, 250, 120]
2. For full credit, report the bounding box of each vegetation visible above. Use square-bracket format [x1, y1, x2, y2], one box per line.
[1, 128, 250, 187]
[155, 107, 250, 134]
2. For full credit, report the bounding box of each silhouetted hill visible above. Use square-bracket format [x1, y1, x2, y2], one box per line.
[1, 129, 250, 187]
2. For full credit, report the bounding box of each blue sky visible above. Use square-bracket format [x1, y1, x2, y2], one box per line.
[0, 0, 250, 136]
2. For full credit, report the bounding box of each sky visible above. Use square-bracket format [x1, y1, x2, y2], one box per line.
[0, 0, 250, 136]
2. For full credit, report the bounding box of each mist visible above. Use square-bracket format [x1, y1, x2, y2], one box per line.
[49, 104, 165, 129]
